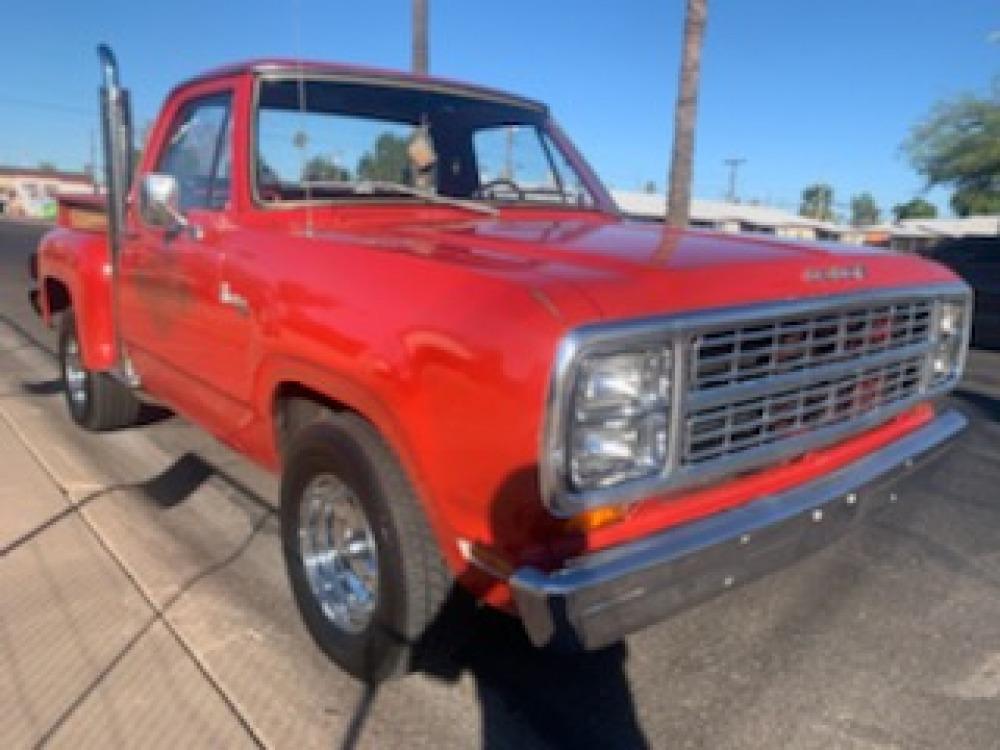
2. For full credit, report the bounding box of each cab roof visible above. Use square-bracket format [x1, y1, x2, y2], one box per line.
[169, 59, 547, 113]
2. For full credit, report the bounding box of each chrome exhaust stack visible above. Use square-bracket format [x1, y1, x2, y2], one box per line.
[97, 43, 132, 269]
[97, 44, 133, 376]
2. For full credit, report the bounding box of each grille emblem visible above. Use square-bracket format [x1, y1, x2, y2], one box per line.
[803, 265, 867, 282]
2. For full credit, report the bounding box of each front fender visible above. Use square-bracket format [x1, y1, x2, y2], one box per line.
[37, 228, 116, 370]
[250, 352, 468, 573]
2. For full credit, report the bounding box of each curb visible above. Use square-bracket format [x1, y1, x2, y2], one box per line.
[0, 216, 55, 228]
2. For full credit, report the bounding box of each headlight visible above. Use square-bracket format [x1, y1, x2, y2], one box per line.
[568, 349, 671, 490]
[929, 298, 969, 386]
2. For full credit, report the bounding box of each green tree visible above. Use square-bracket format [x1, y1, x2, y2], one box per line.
[642, 180, 657, 194]
[357, 133, 411, 182]
[951, 185, 1000, 216]
[799, 183, 835, 222]
[850, 192, 881, 226]
[37, 160, 57, 172]
[904, 84, 1000, 217]
[892, 197, 937, 221]
[301, 155, 350, 182]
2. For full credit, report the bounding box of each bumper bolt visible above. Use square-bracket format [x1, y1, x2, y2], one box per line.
[812, 509, 824, 523]
[739, 534, 751, 545]
[846, 493, 858, 506]
[723, 575, 735, 588]
[889, 492, 898, 503]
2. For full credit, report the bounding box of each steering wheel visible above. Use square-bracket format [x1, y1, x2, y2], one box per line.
[476, 177, 525, 201]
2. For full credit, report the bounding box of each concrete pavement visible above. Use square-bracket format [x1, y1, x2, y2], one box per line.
[0, 318, 486, 749]
[3, 218, 1000, 748]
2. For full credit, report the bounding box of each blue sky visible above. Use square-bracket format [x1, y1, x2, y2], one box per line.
[1, 1, 996, 216]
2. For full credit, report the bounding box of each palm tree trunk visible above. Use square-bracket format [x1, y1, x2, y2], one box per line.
[666, 0, 708, 227]
[413, 0, 429, 74]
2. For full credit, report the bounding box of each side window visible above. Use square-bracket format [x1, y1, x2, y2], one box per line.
[156, 93, 232, 211]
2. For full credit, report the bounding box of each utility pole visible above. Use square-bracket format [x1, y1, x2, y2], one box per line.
[412, 0, 429, 74]
[503, 126, 515, 180]
[724, 157, 745, 203]
[666, 0, 709, 228]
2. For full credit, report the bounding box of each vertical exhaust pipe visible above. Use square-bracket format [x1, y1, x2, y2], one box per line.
[97, 44, 132, 371]
[97, 43, 132, 268]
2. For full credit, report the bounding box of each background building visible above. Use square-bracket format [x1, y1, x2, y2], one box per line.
[614, 191, 867, 243]
[0, 167, 96, 219]
[613, 190, 997, 252]
[888, 216, 1000, 253]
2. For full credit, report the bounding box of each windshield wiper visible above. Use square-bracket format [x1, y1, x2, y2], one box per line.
[301, 179, 498, 216]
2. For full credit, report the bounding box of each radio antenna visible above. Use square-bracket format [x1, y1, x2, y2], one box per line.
[293, 0, 314, 237]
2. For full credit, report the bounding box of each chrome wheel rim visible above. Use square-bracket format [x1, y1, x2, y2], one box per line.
[64, 333, 88, 409]
[298, 474, 379, 634]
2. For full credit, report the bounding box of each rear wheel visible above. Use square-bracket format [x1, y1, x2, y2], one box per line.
[59, 310, 140, 431]
[280, 412, 463, 682]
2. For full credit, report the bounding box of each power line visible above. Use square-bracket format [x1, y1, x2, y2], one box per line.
[0, 94, 93, 117]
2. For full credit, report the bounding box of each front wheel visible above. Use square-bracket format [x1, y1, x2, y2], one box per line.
[280, 412, 462, 682]
[59, 310, 139, 431]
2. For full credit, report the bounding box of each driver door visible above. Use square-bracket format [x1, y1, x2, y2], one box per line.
[120, 91, 251, 431]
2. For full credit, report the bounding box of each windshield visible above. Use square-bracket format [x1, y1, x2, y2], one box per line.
[255, 78, 599, 209]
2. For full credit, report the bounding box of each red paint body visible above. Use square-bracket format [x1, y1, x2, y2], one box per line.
[36, 62, 960, 611]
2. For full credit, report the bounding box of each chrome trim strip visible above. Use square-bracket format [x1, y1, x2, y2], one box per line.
[517, 408, 967, 648]
[539, 282, 971, 517]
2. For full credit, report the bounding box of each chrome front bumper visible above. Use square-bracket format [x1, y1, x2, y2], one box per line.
[511, 409, 967, 650]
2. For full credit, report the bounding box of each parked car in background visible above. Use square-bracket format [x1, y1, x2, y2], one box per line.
[925, 237, 1000, 348]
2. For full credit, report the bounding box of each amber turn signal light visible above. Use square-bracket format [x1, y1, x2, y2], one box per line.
[563, 504, 628, 534]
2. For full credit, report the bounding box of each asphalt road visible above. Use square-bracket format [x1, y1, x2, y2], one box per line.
[3, 218, 1000, 749]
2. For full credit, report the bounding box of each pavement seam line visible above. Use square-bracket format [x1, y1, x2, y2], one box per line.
[0, 313, 58, 358]
[35, 508, 271, 750]
[0, 475, 195, 558]
[32, 611, 163, 748]
[2, 315, 276, 745]
[0, 397, 266, 749]
[0, 504, 78, 557]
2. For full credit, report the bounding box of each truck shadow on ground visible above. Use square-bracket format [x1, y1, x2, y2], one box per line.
[951, 387, 1000, 424]
[77, 384, 998, 750]
[18, 377, 174, 426]
[105, 450, 648, 749]
[401, 465, 650, 750]
[415, 600, 649, 750]
[0, 307, 645, 747]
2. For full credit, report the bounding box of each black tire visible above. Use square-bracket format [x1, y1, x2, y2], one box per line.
[59, 310, 140, 431]
[280, 412, 461, 682]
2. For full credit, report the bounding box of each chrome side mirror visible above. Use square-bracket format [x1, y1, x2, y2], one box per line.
[139, 173, 191, 233]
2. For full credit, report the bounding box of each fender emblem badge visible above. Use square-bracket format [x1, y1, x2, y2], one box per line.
[803, 265, 867, 282]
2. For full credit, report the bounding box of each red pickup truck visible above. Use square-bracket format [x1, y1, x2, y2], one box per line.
[31, 47, 971, 682]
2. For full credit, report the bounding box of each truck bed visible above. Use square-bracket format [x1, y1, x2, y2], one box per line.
[56, 193, 107, 233]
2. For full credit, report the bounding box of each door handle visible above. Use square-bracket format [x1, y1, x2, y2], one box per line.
[219, 281, 249, 314]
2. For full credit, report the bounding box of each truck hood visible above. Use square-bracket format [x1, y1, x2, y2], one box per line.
[329, 215, 959, 322]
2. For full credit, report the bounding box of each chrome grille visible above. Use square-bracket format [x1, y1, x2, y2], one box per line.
[541, 283, 970, 517]
[683, 355, 925, 465]
[691, 299, 933, 392]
